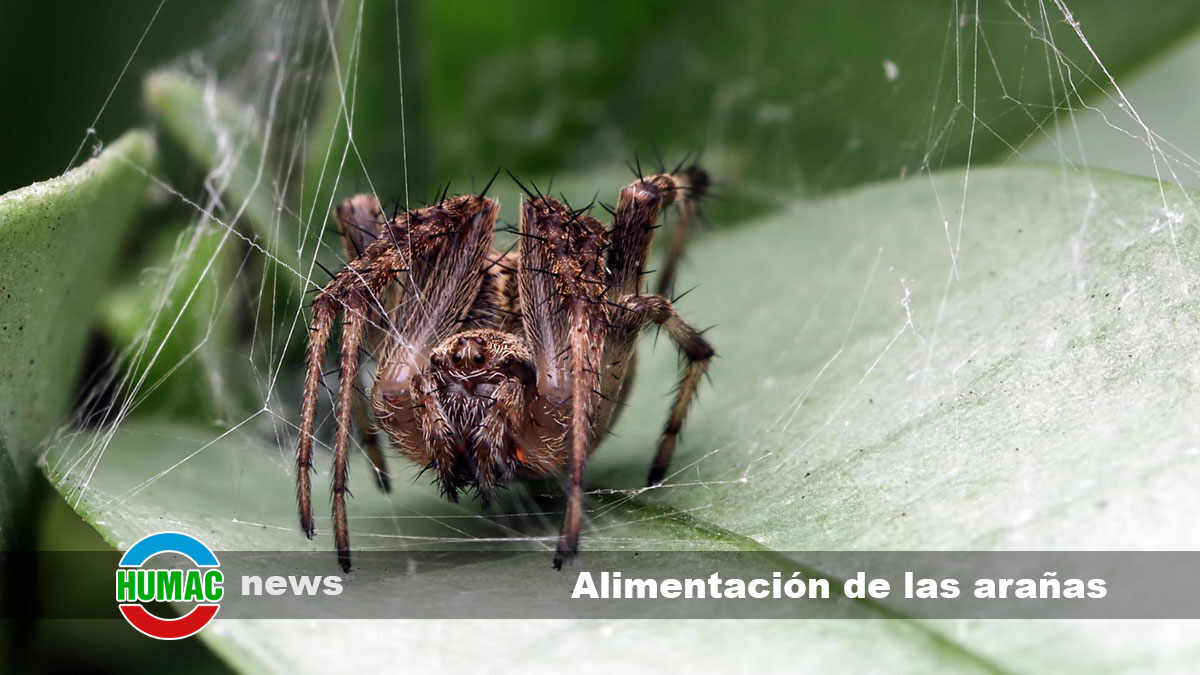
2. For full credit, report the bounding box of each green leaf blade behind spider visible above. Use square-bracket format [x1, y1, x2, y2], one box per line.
[0, 129, 154, 544]
[0, 129, 156, 470]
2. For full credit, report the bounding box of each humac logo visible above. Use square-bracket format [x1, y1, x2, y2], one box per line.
[114, 532, 223, 639]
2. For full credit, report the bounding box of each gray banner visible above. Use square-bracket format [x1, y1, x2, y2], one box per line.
[10, 551, 1199, 619]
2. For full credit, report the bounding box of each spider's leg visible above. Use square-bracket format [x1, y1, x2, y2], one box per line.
[336, 194, 394, 493]
[371, 195, 499, 501]
[608, 165, 709, 297]
[515, 193, 609, 569]
[654, 206, 687, 297]
[601, 167, 705, 431]
[615, 294, 714, 486]
[654, 165, 709, 297]
[335, 194, 386, 260]
[556, 295, 606, 569]
[298, 302, 336, 538]
[604, 168, 713, 485]
[351, 390, 390, 493]
[298, 244, 404, 562]
[300, 193, 501, 572]
[332, 298, 367, 573]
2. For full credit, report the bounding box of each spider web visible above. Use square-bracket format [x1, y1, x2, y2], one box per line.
[39, 0, 1200, 568]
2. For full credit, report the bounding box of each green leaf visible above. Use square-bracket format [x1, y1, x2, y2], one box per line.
[0, 130, 156, 469]
[0, 435, 17, 547]
[45, 166, 1200, 672]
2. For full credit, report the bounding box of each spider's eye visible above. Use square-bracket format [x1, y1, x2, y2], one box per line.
[502, 356, 513, 367]
[473, 353, 485, 364]
[450, 353, 461, 363]
[456, 337, 466, 347]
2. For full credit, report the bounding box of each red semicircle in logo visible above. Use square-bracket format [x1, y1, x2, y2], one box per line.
[119, 603, 220, 640]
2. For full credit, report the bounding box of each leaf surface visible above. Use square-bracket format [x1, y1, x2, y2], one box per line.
[0, 130, 155, 467]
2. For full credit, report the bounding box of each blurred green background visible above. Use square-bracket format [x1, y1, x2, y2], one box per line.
[10, 0, 1200, 198]
[5, 0, 1200, 673]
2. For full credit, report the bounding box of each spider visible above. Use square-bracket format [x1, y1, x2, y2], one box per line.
[297, 161, 714, 571]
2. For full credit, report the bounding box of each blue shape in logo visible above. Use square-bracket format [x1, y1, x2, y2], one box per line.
[119, 531, 220, 567]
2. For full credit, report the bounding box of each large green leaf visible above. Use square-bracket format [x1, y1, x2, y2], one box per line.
[0, 129, 153, 552]
[0, 435, 16, 548]
[0, 130, 156, 470]
[45, 166, 1200, 672]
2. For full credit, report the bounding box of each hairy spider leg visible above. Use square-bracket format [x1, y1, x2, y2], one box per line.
[615, 294, 714, 485]
[607, 171, 715, 488]
[606, 164, 710, 432]
[299, 195, 498, 572]
[334, 194, 392, 492]
[550, 167, 713, 568]
[514, 193, 609, 570]
[653, 164, 710, 297]
[297, 302, 333, 539]
[332, 297, 367, 572]
[301, 255, 401, 571]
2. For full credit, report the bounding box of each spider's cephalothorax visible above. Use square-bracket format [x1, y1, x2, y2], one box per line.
[297, 164, 714, 571]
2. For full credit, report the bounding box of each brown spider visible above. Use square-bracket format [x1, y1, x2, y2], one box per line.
[297, 163, 714, 571]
